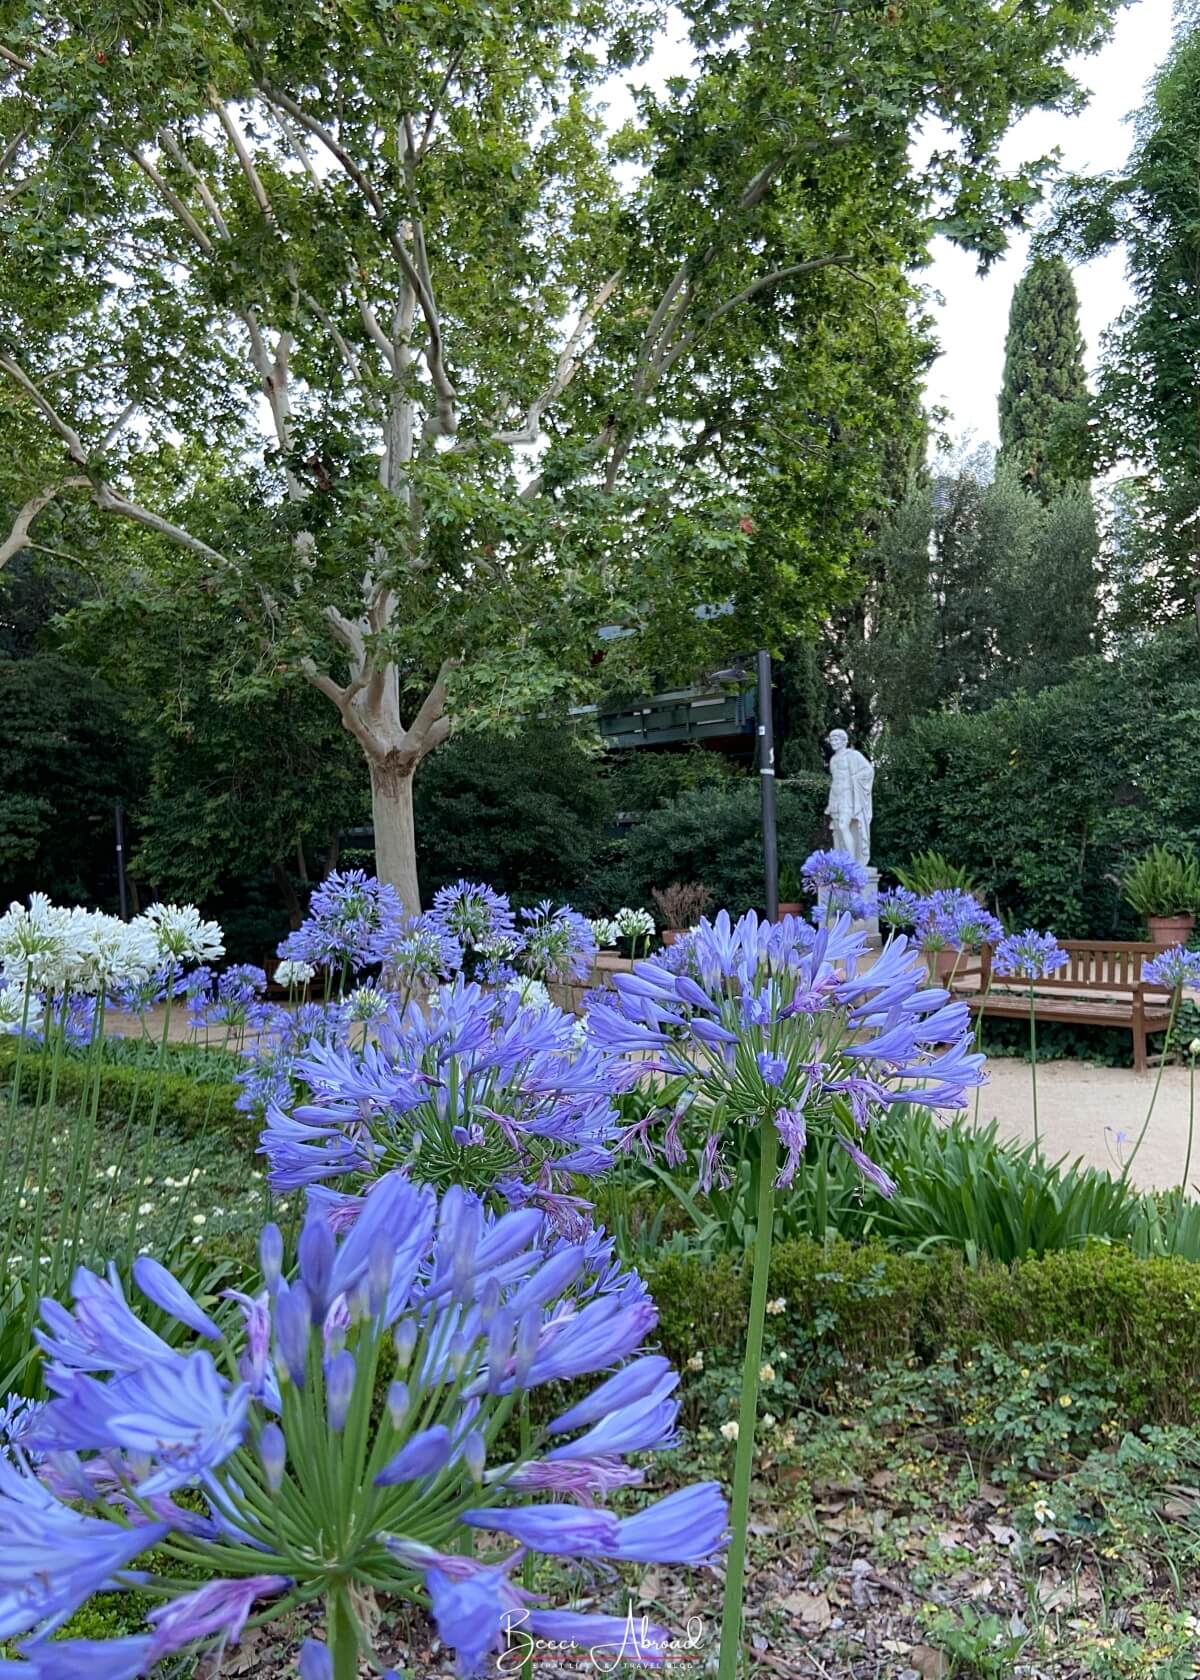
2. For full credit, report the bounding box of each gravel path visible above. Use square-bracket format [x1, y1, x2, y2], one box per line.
[976, 1055, 1196, 1191]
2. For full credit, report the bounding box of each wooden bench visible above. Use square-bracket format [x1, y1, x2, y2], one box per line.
[950, 940, 1174, 1073]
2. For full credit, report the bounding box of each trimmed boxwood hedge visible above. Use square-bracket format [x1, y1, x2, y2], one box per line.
[645, 1237, 1200, 1424]
[0, 1044, 245, 1139]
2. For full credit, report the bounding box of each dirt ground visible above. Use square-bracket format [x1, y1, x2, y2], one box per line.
[975, 1056, 1197, 1191]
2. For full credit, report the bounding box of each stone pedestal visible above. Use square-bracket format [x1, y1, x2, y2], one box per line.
[859, 867, 881, 945]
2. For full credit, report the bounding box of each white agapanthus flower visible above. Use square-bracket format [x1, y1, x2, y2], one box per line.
[274, 958, 316, 986]
[0, 978, 33, 1032]
[0, 893, 73, 990]
[139, 903, 225, 965]
[504, 975, 552, 1012]
[345, 984, 391, 1023]
[588, 917, 622, 948]
[615, 906, 655, 939]
[62, 910, 159, 994]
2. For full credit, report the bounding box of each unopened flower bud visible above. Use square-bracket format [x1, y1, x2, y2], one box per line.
[393, 1319, 417, 1371]
[298, 1641, 333, 1680]
[274, 1281, 312, 1388]
[368, 1233, 394, 1317]
[259, 1422, 286, 1492]
[298, 1216, 335, 1322]
[463, 1428, 486, 1483]
[259, 1223, 283, 1290]
[326, 1350, 356, 1433]
[387, 1380, 409, 1429]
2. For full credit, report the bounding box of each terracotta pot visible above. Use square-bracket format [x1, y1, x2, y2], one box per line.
[777, 901, 803, 920]
[1147, 913, 1196, 948]
[932, 948, 959, 983]
[660, 928, 686, 946]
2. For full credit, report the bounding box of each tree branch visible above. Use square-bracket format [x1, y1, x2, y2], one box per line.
[0, 477, 91, 567]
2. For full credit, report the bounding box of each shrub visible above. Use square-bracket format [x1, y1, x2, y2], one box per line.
[646, 1238, 1200, 1423]
[0, 1042, 244, 1139]
[605, 775, 829, 914]
[873, 626, 1200, 935]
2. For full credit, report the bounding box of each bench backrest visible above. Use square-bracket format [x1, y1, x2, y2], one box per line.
[980, 940, 1169, 995]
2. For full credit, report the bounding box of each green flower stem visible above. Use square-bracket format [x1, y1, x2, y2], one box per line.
[1121, 987, 1180, 1186]
[717, 1113, 778, 1680]
[520, 1393, 534, 1680]
[1028, 984, 1039, 1152]
[124, 983, 175, 1267]
[972, 968, 993, 1129]
[326, 1583, 360, 1680]
[1184, 1055, 1196, 1197]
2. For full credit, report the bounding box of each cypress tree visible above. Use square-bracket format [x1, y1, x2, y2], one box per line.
[998, 255, 1091, 498]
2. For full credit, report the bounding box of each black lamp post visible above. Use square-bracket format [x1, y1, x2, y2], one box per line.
[710, 650, 778, 920]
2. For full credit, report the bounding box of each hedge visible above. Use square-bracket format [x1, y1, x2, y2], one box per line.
[0, 1045, 245, 1140]
[645, 1237, 1200, 1424]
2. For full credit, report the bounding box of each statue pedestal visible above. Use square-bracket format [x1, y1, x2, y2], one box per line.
[859, 867, 881, 946]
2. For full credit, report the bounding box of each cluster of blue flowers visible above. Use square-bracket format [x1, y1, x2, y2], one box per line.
[993, 929, 1070, 982]
[0, 1172, 724, 1677]
[800, 849, 874, 920]
[1142, 943, 1200, 992]
[259, 979, 617, 1232]
[585, 907, 985, 1197]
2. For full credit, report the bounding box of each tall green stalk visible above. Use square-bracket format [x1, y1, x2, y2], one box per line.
[1027, 983, 1039, 1152]
[716, 1116, 778, 1680]
[123, 983, 175, 1267]
[1121, 987, 1180, 1186]
[326, 1584, 360, 1680]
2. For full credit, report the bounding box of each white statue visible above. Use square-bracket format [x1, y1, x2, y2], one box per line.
[825, 728, 874, 867]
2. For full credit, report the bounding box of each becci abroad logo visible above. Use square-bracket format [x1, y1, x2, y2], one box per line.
[496, 1606, 708, 1672]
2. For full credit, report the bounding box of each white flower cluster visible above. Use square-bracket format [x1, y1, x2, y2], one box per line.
[503, 974, 552, 1012]
[275, 959, 316, 987]
[588, 917, 622, 948]
[0, 893, 225, 1010]
[615, 906, 655, 939]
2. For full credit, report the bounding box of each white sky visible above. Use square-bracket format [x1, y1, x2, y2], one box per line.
[606, 0, 1177, 454]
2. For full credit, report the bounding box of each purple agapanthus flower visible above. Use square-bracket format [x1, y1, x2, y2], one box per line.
[994, 929, 1070, 981]
[877, 887, 920, 932]
[518, 902, 597, 985]
[801, 849, 873, 917]
[585, 907, 984, 1198]
[913, 890, 1003, 954]
[216, 964, 268, 1005]
[258, 979, 617, 1219]
[278, 869, 405, 975]
[1142, 944, 1200, 992]
[1, 1171, 725, 1678]
[427, 880, 519, 954]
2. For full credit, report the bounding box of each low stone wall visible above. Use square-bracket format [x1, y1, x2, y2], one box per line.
[548, 952, 634, 1015]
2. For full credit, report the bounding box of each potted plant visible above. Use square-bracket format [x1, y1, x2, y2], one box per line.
[1122, 844, 1200, 947]
[651, 881, 711, 944]
[893, 850, 979, 896]
[778, 864, 803, 918]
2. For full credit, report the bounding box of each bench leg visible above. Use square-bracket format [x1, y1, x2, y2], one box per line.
[1132, 998, 1147, 1075]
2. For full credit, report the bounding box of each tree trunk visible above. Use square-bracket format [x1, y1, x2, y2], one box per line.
[369, 751, 420, 913]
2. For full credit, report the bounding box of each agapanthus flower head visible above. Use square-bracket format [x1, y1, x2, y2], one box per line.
[278, 869, 405, 975]
[614, 907, 655, 942]
[216, 964, 268, 1005]
[4, 1172, 725, 1677]
[586, 906, 984, 1198]
[428, 880, 518, 954]
[1143, 944, 1200, 992]
[914, 890, 1003, 954]
[519, 902, 597, 984]
[588, 917, 622, 949]
[344, 984, 392, 1024]
[801, 849, 869, 897]
[274, 958, 316, 988]
[234, 1000, 351, 1121]
[994, 929, 1070, 981]
[259, 977, 617, 1213]
[139, 903, 225, 966]
[877, 887, 920, 931]
[0, 893, 74, 992]
[60, 911, 160, 995]
[378, 913, 462, 993]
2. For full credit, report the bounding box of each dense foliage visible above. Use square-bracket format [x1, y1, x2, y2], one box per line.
[873, 627, 1200, 934]
[997, 254, 1091, 497]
